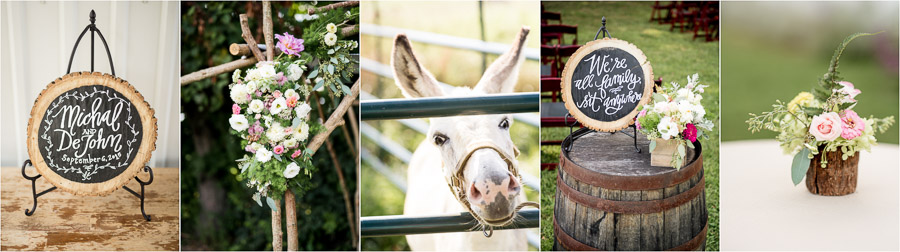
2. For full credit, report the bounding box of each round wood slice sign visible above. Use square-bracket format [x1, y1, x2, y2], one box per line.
[561, 38, 654, 132]
[26, 72, 157, 196]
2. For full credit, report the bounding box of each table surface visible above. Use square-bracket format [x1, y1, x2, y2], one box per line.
[720, 140, 899, 251]
[1, 166, 179, 251]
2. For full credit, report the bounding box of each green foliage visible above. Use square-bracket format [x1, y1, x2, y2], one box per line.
[180, 2, 357, 250]
[791, 148, 811, 185]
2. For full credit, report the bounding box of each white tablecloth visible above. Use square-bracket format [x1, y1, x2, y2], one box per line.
[721, 140, 899, 251]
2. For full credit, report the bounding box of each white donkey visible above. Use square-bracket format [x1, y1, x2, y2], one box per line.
[393, 27, 531, 251]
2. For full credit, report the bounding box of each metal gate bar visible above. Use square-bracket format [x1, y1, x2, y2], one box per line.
[361, 209, 539, 237]
[361, 93, 540, 120]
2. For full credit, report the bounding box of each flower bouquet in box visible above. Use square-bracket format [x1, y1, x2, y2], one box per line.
[746, 33, 894, 196]
[226, 18, 358, 207]
[636, 74, 714, 169]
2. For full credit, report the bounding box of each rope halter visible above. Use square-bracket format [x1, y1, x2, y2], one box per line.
[445, 141, 539, 237]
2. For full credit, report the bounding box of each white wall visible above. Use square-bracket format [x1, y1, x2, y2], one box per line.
[1, 1, 179, 168]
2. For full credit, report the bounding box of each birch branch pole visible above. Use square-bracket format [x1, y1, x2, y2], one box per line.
[308, 1, 359, 14]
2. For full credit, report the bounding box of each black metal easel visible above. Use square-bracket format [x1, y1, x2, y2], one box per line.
[564, 17, 642, 154]
[23, 10, 153, 221]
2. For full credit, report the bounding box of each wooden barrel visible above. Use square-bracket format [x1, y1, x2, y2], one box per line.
[553, 129, 707, 251]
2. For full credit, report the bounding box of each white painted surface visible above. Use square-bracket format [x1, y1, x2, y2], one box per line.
[721, 140, 899, 251]
[1, 2, 179, 168]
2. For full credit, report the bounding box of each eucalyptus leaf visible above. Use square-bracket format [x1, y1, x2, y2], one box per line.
[341, 84, 351, 95]
[292, 117, 301, 128]
[791, 148, 812, 186]
[274, 154, 282, 162]
[677, 143, 686, 157]
[307, 69, 319, 79]
[327, 64, 335, 75]
[649, 140, 657, 153]
[266, 197, 278, 212]
[314, 79, 325, 91]
[330, 57, 339, 64]
[652, 93, 666, 103]
[252, 193, 263, 207]
[240, 162, 250, 173]
[327, 49, 334, 55]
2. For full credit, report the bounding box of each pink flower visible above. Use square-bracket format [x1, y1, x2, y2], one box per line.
[245, 144, 257, 153]
[273, 90, 282, 98]
[232, 104, 242, 114]
[275, 32, 304, 57]
[291, 149, 302, 159]
[809, 112, 843, 141]
[683, 123, 698, 142]
[275, 72, 287, 85]
[837, 81, 861, 103]
[286, 96, 299, 108]
[273, 145, 285, 155]
[839, 110, 865, 140]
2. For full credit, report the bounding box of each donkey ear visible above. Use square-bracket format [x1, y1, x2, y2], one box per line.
[391, 34, 444, 98]
[475, 26, 530, 94]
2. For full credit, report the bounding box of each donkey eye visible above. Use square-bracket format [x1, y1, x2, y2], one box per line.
[499, 118, 510, 129]
[433, 133, 448, 146]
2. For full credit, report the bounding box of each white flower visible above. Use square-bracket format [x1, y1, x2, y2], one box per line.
[250, 142, 263, 152]
[653, 101, 669, 113]
[295, 122, 310, 141]
[249, 100, 265, 114]
[267, 123, 287, 142]
[283, 138, 298, 148]
[351, 40, 358, 49]
[657, 116, 680, 140]
[345, 11, 351, 17]
[295, 103, 312, 118]
[270, 97, 287, 115]
[283, 162, 301, 178]
[693, 104, 706, 122]
[246, 80, 259, 93]
[247, 63, 277, 81]
[229, 115, 249, 131]
[285, 89, 298, 99]
[677, 100, 695, 124]
[287, 64, 304, 81]
[232, 69, 242, 83]
[326, 23, 337, 34]
[255, 147, 273, 163]
[324, 33, 337, 46]
[230, 84, 250, 104]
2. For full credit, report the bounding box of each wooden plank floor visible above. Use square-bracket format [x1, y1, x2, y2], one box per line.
[1, 166, 179, 251]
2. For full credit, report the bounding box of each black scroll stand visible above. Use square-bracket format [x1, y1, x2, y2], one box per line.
[564, 17, 641, 154]
[22, 10, 153, 221]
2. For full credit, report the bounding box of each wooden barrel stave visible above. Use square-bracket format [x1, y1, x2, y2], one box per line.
[554, 131, 707, 251]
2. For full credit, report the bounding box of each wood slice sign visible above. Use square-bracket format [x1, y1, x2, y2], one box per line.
[561, 38, 654, 132]
[26, 72, 157, 196]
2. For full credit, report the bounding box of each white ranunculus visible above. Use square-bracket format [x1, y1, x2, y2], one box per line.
[326, 23, 337, 34]
[285, 89, 298, 99]
[267, 123, 287, 142]
[657, 116, 679, 140]
[230, 84, 250, 104]
[229, 114, 249, 131]
[270, 97, 287, 115]
[232, 69, 242, 83]
[255, 147, 273, 163]
[324, 33, 337, 46]
[295, 103, 312, 118]
[676, 100, 694, 124]
[283, 162, 301, 178]
[287, 64, 304, 81]
[283, 138, 298, 149]
[249, 99, 265, 114]
[246, 80, 259, 93]
[297, 122, 310, 141]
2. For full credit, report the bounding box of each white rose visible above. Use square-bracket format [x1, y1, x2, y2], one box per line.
[326, 23, 337, 34]
[677, 101, 694, 124]
[285, 89, 298, 99]
[324, 33, 337, 46]
[283, 138, 298, 148]
[230, 84, 250, 104]
[283, 162, 301, 178]
[267, 124, 287, 142]
[657, 116, 680, 140]
[249, 100, 265, 114]
[229, 114, 249, 132]
[270, 97, 288, 115]
[255, 147, 273, 163]
[296, 122, 310, 141]
[287, 64, 303, 81]
[295, 103, 312, 118]
[246, 80, 259, 93]
[259, 63, 276, 80]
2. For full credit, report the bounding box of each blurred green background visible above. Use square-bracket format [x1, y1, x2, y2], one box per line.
[539, 2, 720, 251]
[359, 1, 541, 251]
[180, 2, 358, 250]
[722, 1, 899, 144]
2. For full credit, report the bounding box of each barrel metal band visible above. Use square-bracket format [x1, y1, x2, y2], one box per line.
[556, 171, 705, 214]
[554, 212, 708, 251]
[560, 137, 703, 191]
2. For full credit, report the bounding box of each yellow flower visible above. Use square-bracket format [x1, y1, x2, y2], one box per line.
[788, 92, 814, 113]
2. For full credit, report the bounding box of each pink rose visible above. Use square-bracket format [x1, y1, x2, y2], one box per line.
[273, 90, 282, 98]
[286, 96, 299, 108]
[683, 123, 697, 142]
[232, 104, 241, 115]
[839, 110, 865, 140]
[273, 145, 285, 155]
[291, 149, 302, 159]
[837, 81, 861, 103]
[809, 112, 843, 141]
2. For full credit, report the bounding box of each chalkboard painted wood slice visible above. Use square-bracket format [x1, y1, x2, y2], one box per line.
[26, 72, 157, 196]
[560, 38, 654, 132]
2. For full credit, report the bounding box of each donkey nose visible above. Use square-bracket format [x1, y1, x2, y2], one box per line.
[467, 172, 521, 216]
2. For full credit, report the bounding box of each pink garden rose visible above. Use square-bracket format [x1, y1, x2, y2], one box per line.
[286, 95, 299, 108]
[683, 123, 698, 142]
[839, 110, 865, 140]
[273, 145, 285, 155]
[837, 81, 861, 103]
[232, 104, 241, 114]
[809, 112, 843, 141]
[291, 149, 302, 159]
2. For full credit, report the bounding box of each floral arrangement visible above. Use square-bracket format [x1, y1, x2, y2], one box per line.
[636, 74, 714, 169]
[746, 32, 894, 185]
[227, 8, 358, 209]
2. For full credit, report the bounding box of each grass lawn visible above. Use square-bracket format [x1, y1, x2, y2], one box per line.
[540, 2, 720, 251]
